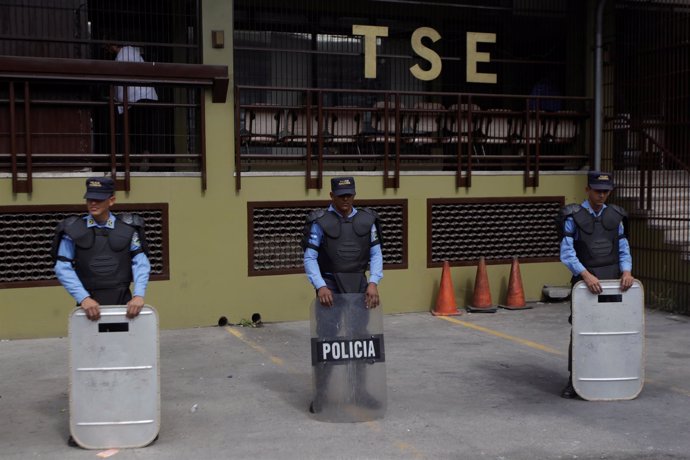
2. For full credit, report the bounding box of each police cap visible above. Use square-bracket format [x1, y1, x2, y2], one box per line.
[331, 176, 356, 196]
[84, 177, 115, 200]
[587, 171, 614, 191]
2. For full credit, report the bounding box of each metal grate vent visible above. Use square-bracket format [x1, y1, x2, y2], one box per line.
[249, 201, 407, 275]
[429, 198, 563, 266]
[0, 205, 168, 287]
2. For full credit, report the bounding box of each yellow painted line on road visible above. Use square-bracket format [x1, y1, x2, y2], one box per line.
[395, 441, 426, 459]
[224, 325, 426, 458]
[437, 316, 563, 356]
[645, 378, 690, 398]
[669, 385, 690, 398]
[438, 318, 690, 399]
[224, 326, 285, 367]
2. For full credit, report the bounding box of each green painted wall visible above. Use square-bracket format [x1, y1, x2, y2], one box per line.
[0, 172, 586, 339]
[0, 1, 591, 338]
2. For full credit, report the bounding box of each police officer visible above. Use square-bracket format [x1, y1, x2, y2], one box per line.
[558, 170, 634, 399]
[303, 176, 383, 413]
[54, 177, 151, 321]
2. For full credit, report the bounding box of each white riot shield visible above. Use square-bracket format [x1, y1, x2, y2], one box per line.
[572, 280, 645, 401]
[69, 305, 160, 449]
[310, 294, 386, 422]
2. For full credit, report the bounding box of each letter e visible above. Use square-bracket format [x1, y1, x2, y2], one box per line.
[466, 32, 497, 84]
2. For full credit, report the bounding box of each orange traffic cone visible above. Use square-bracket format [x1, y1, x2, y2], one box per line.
[499, 257, 533, 310]
[467, 257, 497, 313]
[432, 261, 461, 316]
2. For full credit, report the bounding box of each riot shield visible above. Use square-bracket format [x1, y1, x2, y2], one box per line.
[310, 293, 387, 422]
[69, 305, 160, 449]
[572, 280, 645, 401]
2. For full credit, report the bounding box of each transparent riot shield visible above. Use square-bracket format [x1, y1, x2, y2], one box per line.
[69, 305, 160, 449]
[310, 294, 386, 422]
[572, 280, 645, 401]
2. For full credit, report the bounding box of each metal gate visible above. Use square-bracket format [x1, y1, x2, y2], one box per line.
[602, 1, 690, 313]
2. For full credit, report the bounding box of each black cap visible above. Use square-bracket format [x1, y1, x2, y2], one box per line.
[587, 171, 614, 191]
[84, 177, 115, 200]
[331, 176, 356, 196]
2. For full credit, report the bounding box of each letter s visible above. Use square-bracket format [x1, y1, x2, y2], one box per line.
[410, 27, 442, 81]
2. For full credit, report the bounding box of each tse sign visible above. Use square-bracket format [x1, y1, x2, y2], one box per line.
[352, 25, 497, 84]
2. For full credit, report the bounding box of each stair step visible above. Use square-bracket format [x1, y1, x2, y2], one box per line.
[612, 169, 690, 262]
[616, 190, 690, 201]
[648, 218, 690, 229]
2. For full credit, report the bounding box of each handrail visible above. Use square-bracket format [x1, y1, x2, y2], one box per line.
[2, 78, 210, 193]
[1, 56, 228, 193]
[635, 128, 690, 211]
[0, 56, 229, 103]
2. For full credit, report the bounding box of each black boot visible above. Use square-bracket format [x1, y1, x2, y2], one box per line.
[353, 363, 382, 409]
[560, 376, 579, 399]
[309, 400, 322, 414]
[309, 365, 331, 414]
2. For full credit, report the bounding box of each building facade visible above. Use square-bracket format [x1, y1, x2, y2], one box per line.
[1, 0, 688, 338]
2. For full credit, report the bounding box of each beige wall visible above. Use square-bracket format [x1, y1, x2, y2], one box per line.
[0, 1, 590, 339]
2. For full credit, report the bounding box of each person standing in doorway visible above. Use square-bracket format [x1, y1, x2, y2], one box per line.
[107, 43, 160, 171]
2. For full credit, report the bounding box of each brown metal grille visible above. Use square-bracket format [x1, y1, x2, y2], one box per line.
[0, 204, 168, 288]
[0, 0, 201, 63]
[248, 200, 407, 276]
[602, 1, 690, 313]
[428, 197, 563, 266]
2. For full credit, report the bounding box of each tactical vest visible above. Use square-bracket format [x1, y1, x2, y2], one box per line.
[61, 217, 136, 291]
[570, 205, 626, 280]
[315, 210, 377, 275]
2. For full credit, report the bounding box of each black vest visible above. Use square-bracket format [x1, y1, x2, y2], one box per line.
[315, 210, 376, 274]
[571, 205, 625, 279]
[63, 217, 135, 291]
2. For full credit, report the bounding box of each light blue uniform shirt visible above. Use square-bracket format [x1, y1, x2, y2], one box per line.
[304, 205, 383, 290]
[54, 213, 151, 304]
[559, 200, 632, 277]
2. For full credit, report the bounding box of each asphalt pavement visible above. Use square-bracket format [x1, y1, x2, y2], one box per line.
[2, 301, 690, 460]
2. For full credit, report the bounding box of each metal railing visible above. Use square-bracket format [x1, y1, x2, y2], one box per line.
[611, 125, 690, 313]
[234, 86, 592, 190]
[0, 56, 228, 193]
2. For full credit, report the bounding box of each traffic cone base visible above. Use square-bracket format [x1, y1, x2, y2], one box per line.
[466, 305, 498, 313]
[432, 309, 462, 316]
[432, 261, 461, 316]
[498, 303, 533, 311]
